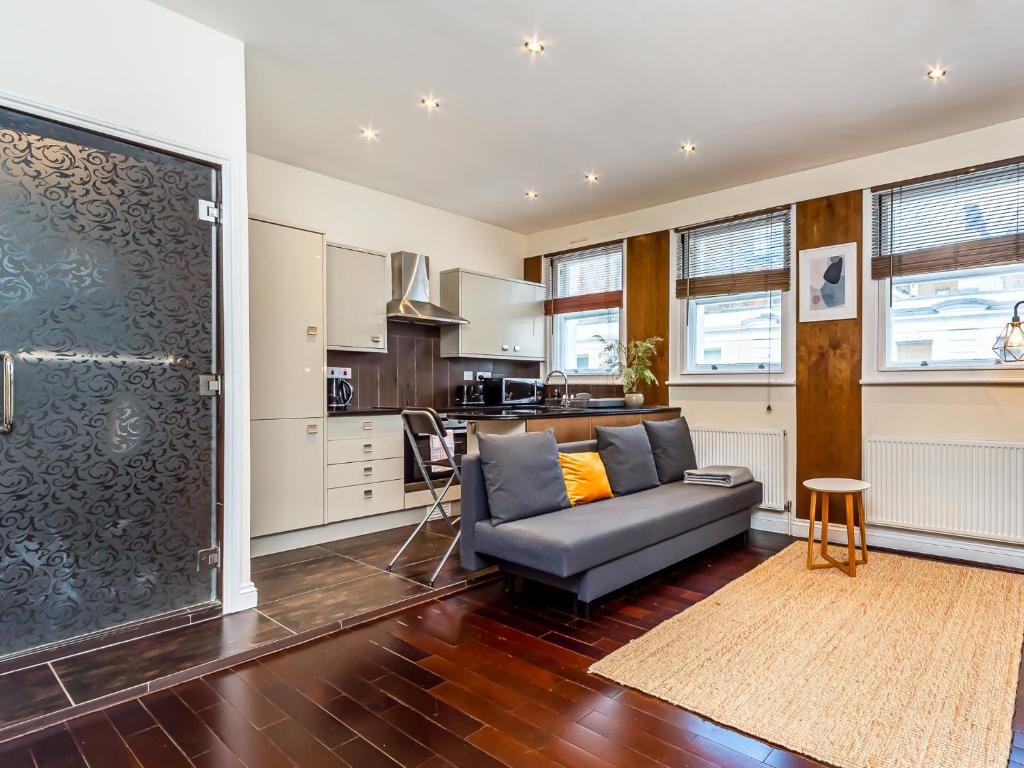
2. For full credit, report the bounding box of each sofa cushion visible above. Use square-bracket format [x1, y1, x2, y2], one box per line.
[643, 417, 698, 484]
[596, 423, 660, 495]
[474, 479, 762, 577]
[558, 451, 613, 506]
[477, 430, 570, 525]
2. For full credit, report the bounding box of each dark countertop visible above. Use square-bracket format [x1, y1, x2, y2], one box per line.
[439, 405, 680, 421]
[327, 407, 403, 417]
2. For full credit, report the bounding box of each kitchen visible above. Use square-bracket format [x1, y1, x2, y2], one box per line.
[247, 207, 678, 631]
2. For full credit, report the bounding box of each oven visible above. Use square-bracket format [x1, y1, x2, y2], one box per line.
[404, 416, 468, 485]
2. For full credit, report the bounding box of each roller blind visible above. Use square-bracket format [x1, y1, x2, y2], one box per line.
[675, 208, 791, 299]
[543, 241, 623, 315]
[872, 160, 1024, 280]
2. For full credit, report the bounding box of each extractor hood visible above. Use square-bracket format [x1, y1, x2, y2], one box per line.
[386, 251, 468, 325]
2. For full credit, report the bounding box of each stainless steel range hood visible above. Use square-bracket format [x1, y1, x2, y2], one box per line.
[386, 251, 468, 325]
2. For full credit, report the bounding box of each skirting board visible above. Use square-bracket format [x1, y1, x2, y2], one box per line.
[251, 501, 460, 557]
[751, 509, 1024, 571]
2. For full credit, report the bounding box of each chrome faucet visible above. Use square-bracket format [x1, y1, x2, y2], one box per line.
[544, 369, 569, 407]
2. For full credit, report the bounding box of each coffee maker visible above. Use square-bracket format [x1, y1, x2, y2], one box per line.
[327, 367, 354, 410]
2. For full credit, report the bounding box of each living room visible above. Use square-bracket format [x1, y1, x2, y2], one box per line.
[2, 2, 1024, 767]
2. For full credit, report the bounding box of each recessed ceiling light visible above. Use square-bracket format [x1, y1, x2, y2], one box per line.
[926, 65, 947, 81]
[524, 38, 545, 54]
[525, 189, 539, 200]
[584, 172, 599, 184]
[360, 126, 379, 141]
[680, 142, 697, 154]
[420, 96, 441, 111]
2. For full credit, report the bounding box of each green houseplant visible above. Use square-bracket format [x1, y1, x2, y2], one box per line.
[595, 335, 663, 408]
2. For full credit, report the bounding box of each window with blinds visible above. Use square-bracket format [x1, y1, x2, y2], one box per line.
[675, 207, 791, 298]
[544, 242, 623, 315]
[871, 159, 1024, 369]
[871, 160, 1024, 279]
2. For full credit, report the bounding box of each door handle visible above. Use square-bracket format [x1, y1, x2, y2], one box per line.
[0, 352, 12, 434]
[371, 335, 382, 344]
[307, 326, 319, 336]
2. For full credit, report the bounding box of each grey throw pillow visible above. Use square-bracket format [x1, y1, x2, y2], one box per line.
[643, 417, 698, 484]
[477, 430, 570, 524]
[595, 424, 660, 496]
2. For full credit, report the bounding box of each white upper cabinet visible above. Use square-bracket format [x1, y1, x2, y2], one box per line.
[439, 269, 544, 360]
[326, 244, 388, 353]
[248, 218, 325, 420]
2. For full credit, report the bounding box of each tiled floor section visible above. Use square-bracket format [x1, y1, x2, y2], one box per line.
[0, 520, 495, 741]
[11, 530, 1015, 767]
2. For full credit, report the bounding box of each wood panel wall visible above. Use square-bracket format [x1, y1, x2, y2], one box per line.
[795, 191, 863, 521]
[525, 232, 672, 406]
[625, 231, 670, 406]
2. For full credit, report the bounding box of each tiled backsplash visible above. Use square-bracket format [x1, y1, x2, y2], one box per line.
[328, 321, 541, 412]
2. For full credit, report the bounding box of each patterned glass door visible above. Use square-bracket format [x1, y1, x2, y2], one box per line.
[0, 107, 220, 658]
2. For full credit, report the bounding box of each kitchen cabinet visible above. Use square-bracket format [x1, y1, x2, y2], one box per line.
[248, 218, 325, 420]
[326, 414, 405, 523]
[326, 244, 388, 353]
[439, 269, 544, 360]
[251, 418, 325, 537]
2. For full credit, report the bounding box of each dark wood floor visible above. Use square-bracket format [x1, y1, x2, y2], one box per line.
[3, 530, 1023, 767]
[0, 521, 493, 739]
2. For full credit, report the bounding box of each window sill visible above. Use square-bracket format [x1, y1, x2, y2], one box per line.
[668, 377, 795, 387]
[862, 373, 1024, 386]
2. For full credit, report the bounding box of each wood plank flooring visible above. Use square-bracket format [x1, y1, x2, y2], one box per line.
[4, 530, 1023, 767]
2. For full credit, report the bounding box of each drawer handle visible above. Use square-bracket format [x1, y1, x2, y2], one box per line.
[364, 489, 373, 499]
[371, 335, 382, 343]
[363, 466, 373, 475]
[362, 421, 373, 431]
[306, 326, 319, 336]
[363, 443, 373, 452]
[501, 344, 509, 351]
[513, 345, 521, 352]
[307, 423, 318, 434]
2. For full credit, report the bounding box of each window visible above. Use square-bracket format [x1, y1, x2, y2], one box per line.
[544, 242, 623, 374]
[676, 208, 791, 373]
[872, 160, 1024, 368]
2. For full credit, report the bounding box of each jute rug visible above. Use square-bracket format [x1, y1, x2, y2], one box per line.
[589, 542, 1024, 768]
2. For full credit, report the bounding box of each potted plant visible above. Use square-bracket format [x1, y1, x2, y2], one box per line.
[595, 335, 663, 408]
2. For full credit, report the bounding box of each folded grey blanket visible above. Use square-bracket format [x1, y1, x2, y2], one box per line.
[684, 465, 754, 487]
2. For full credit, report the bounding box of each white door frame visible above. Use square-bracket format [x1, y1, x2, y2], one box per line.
[0, 90, 257, 613]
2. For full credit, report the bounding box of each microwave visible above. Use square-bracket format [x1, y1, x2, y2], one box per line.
[482, 377, 542, 406]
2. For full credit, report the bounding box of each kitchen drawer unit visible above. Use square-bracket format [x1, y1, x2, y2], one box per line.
[327, 479, 405, 522]
[327, 414, 402, 440]
[326, 434, 403, 464]
[327, 457, 403, 488]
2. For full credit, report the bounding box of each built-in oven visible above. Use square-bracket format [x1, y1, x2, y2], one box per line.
[482, 377, 542, 406]
[404, 416, 468, 486]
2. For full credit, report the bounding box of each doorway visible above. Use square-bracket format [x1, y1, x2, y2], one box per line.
[0, 106, 222, 659]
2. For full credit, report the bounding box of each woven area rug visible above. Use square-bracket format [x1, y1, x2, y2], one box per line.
[590, 542, 1024, 768]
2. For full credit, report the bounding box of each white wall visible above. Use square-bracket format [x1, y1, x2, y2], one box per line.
[526, 117, 1024, 518]
[248, 154, 526, 286]
[0, 0, 255, 612]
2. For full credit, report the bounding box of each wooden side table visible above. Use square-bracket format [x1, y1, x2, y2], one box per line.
[804, 478, 870, 577]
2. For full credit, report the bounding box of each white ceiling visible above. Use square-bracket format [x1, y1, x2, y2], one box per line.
[154, 0, 1024, 234]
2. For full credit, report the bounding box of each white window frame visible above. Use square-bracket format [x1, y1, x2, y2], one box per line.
[669, 205, 797, 385]
[545, 240, 627, 384]
[862, 188, 1024, 385]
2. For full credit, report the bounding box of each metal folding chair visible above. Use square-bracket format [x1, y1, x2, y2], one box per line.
[386, 407, 461, 585]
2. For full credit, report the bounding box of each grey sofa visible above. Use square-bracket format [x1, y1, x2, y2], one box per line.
[460, 437, 762, 613]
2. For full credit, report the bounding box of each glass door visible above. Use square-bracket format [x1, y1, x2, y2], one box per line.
[0, 106, 220, 658]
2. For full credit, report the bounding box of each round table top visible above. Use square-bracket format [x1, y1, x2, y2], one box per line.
[803, 477, 871, 492]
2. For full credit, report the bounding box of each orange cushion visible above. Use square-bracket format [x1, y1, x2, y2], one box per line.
[558, 451, 613, 506]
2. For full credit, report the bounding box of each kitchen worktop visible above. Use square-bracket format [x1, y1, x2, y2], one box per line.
[440, 405, 680, 420]
[327, 407, 403, 417]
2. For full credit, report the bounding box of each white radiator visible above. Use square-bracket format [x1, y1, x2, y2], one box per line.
[690, 427, 786, 511]
[863, 435, 1024, 544]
